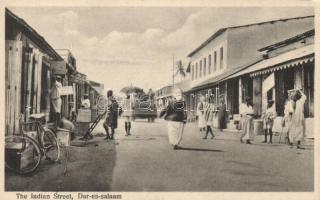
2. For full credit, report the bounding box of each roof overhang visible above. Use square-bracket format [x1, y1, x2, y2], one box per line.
[225, 44, 314, 79]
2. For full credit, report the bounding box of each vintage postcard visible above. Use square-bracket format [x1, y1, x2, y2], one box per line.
[0, 0, 319, 200]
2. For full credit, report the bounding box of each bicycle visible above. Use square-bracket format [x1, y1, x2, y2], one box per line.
[5, 113, 60, 175]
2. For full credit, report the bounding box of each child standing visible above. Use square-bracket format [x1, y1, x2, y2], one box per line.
[262, 100, 276, 143]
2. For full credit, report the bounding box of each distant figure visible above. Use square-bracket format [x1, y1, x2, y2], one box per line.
[69, 103, 77, 123]
[217, 98, 227, 131]
[80, 94, 93, 140]
[81, 94, 90, 109]
[203, 100, 215, 139]
[148, 88, 155, 103]
[160, 88, 187, 150]
[122, 94, 134, 136]
[51, 75, 62, 129]
[262, 100, 276, 143]
[103, 90, 121, 140]
[197, 95, 207, 135]
[240, 97, 254, 144]
[289, 89, 306, 149]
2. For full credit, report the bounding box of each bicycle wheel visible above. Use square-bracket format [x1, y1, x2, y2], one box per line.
[41, 129, 60, 162]
[5, 135, 41, 175]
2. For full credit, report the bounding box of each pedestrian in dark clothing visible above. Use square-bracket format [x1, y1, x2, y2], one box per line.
[159, 88, 187, 150]
[104, 90, 121, 140]
[217, 98, 227, 131]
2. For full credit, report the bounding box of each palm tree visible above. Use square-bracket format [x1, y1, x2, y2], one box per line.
[174, 60, 186, 78]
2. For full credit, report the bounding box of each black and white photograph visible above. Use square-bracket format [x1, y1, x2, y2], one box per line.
[1, 1, 319, 199]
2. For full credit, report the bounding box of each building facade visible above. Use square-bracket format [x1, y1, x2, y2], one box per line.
[224, 29, 314, 136]
[185, 16, 314, 128]
[5, 8, 63, 135]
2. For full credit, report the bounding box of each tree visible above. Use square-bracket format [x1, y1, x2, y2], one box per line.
[174, 60, 186, 78]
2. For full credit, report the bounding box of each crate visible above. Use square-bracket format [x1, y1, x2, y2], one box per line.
[91, 109, 98, 122]
[5, 142, 36, 170]
[77, 109, 91, 122]
[56, 128, 71, 146]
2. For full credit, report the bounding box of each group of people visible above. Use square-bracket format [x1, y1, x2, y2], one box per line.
[238, 89, 307, 149]
[196, 95, 227, 140]
[52, 76, 307, 150]
[158, 87, 307, 150]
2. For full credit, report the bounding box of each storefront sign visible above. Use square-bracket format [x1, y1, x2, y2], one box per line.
[50, 60, 67, 75]
[60, 86, 74, 96]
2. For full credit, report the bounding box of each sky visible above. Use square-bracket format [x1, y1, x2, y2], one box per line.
[8, 7, 314, 94]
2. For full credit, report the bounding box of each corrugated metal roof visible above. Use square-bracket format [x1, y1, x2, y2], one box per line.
[226, 44, 314, 79]
[187, 15, 314, 57]
[259, 29, 314, 52]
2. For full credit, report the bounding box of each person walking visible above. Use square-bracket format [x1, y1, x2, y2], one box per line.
[217, 98, 227, 131]
[51, 75, 62, 129]
[283, 94, 294, 145]
[80, 94, 93, 140]
[240, 97, 255, 144]
[289, 89, 306, 149]
[197, 95, 207, 135]
[103, 90, 121, 140]
[262, 100, 276, 143]
[122, 93, 134, 136]
[159, 88, 187, 150]
[203, 99, 215, 139]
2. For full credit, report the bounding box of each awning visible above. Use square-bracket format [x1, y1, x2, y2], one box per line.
[226, 44, 314, 79]
[92, 86, 105, 96]
[70, 72, 87, 84]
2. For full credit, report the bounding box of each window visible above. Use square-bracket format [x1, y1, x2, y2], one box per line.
[203, 58, 206, 77]
[214, 51, 217, 71]
[200, 60, 202, 77]
[220, 47, 224, 69]
[195, 63, 198, 79]
[208, 54, 212, 73]
[191, 65, 194, 80]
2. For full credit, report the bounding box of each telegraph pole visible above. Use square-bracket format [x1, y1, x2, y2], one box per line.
[172, 54, 175, 88]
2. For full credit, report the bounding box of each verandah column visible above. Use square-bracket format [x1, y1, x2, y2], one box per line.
[252, 76, 262, 116]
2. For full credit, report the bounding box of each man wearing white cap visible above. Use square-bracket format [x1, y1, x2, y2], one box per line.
[160, 88, 187, 149]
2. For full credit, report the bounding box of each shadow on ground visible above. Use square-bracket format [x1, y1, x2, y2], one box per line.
[177, 146, 224, 152]
[5, 137, 117, 191]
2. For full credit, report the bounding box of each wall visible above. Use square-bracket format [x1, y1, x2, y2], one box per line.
[227, 17, 314, 70]
[189, 31, 228, 86]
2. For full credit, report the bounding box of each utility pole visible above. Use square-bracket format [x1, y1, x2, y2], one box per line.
[172, 54, 175, 88]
